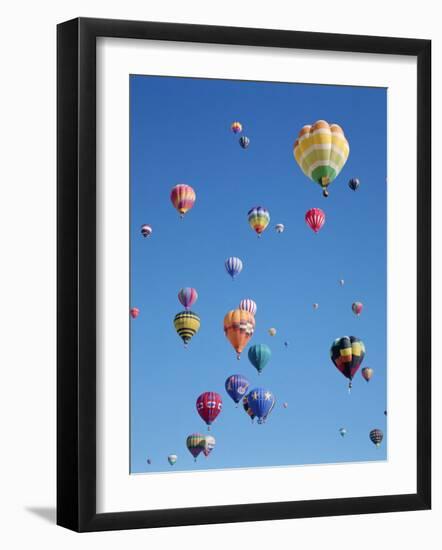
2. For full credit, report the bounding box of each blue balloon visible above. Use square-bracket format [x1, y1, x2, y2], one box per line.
[225, 256, 243, 279]
[246, 388, 276, 424]
[348, 177, 360, 191]
[239, 136, 250, 149]
[225, 374, 250, 404]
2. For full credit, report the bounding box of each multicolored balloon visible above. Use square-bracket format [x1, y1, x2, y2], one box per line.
[224, 309, 255, 359]
[130, 307, 140, 319]
[202, 435, 216, 458]
[225, 374, 250, 404]
[293, 120, 350, 197]
[239, 136, 250, 149]
[248, 206, 270, 236]
[348, 178, 360, 191]
[339, 427, 347, 437]
[140, 224, 152, 238]
[231, 121, 243, 134]
[168, 454, 178, 466]
[186, 434, 205, 461]
[170, 184, 196, 218]
[239, 298, 257, 316]
[173, 311, 201, 346]
[246, 388, 276, 424]
[369, 428, 383, 447]
[242, 394, 256, 422]
[361, 367, 373, 382]
[225, 257, 243, 279]
[268, 328, 277, 337]
[178, 287, 198, 310]
[248, 344, 271, 375]
[196, 392, 223, 430]
[352, 302, 363, 316]
[330, 336, 366, 391]
[305, 208, 325, 233]
[275, 223, 285, 233]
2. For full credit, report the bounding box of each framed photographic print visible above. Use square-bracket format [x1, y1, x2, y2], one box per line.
[57, 17, 431, 532]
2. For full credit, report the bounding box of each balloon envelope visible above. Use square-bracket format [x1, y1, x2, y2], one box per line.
[294, 120, 350, 196]
[130, 307, 140, 319]
[224, 309, 255, 358]
[348, 177, 360, 191]
[275, 223, 285, 233]
[196, 392, 223, 428]
[248, 206, 270, 235]
[186, 434, 205, 460]
[173, 310, 200, 345]
[352, 302, 363, 316]
[168, 454, 177, 466]
[247, 388, 276, 424]
[231, 121, 242, 134]
[178, 287, 198, 310]
[361, 367, 373, 382]
[225, 257, 243, 279]
[225, 374, 250, 404]
[268, 328, 277, 336]
[248, 344, 271, 374]
[369, 428, 383, 447]
[170, 184, 196, 217]
[330, 336, 366, 389]
[305, 208, 325, 233]
[239, 298, 257, 316]
[202, 435, 216, 457]
[141, 224, 152, 238]
[239, 136, 250, 148]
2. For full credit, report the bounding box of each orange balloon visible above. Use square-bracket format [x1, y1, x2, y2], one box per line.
[224, 309, 255, 359]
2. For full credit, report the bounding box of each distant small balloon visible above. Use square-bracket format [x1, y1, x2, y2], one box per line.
[225, 257, 243, 279]
[168, 454, 177, 466]
[283, 402, 288, 409]
[140, 224, 152, 238]
[146, 458, 152, 465]
[305, 208, 325, 233]
[313, 303, 319, 310]
[231, 121, 243, 134]
[339, 279, 345, 287]
[239, 298, 257, 316]
[361, 367, 373, 382]
[348, 178, 360, 191]
[239, 136, 250, 149]
[369, 429, 383, 447]
[275, 223, 285, 234]
[352, 302, 363, 316]
[268, 328, 277, 337]
[339, 427, 347, 437]
[130, 307, 140, 319]
[284, 341, 289, 348]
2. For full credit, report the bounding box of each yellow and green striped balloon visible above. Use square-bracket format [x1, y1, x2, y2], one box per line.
[293, 120, 350, 197]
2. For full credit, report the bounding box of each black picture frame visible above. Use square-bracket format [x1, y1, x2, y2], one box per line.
[57, 17, 431, 532]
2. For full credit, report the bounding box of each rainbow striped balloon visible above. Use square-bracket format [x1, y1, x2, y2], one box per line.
[293, 120, 350, 197]
[248, 206, 270, 236]
[170, 184, 196, 218]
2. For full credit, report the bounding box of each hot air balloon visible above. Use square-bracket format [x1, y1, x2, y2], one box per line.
[275, 223, 285, 233]
[173, 311, 201, 346]
[178, 287, 198, 310]
[305, 208, 325, 233]
[352, 302, 363, 316]
[140, 224, 152, 238]
[293, 120, 350, 197]
[196, 392, 223, 430]
[330, 336, 366, 391]
[170, 184, 196, 218]
[239, 136, 250, 149]
[146, 458, 152, 465]
[231, 121, 243, 134]
[247, 388, 276, 424]
[361, 367, 373, 382]
[284, 341, 289, 348]
[313, 303, 319, 310]
[186, 434, 205, 461]
[225, 374, 250, 405]
[168, 454, 177, 466]
[339, 427, 347, 437]
[225, 257, 243, 279]
[283, 402, 288, 409]
[268, 328, 277, 337]
[239, 298, 257, 316]
[339, 279, 345, 287]
[224, 309, 255, 359]
[348, 178, 360, 191]
[248, 206, 270, 237]
[384, 410, 387, 416]
[130, 307, 140, 319]
[242, 394, 256, 422]
[369, 428, 383, 447]
[202, 435, 216, 458]
[248, 344, 271, 375]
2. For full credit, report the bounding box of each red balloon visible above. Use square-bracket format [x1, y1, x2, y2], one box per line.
[305, 208, 325, 233]
[196, 392, 223, 429]
[130, 307, 140, 319]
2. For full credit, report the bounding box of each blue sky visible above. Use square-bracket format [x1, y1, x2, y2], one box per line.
[130, 75, 387, 474]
